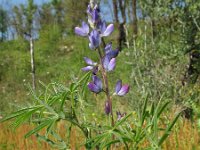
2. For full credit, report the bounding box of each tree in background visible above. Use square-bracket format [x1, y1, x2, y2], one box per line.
[0, 7, 8, 41]
[25, 0, 37, 91]
[181, 1, 200, 85]
[64, 0, 88, 34]
[11, 0, 37, 90]
[132, 0, 137, 40]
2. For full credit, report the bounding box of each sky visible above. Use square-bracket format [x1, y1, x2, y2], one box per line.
[0, 0, 50, 7]
[0, 0, 115, 22]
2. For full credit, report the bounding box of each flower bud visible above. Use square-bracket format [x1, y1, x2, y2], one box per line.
[105, 100, 111, 115]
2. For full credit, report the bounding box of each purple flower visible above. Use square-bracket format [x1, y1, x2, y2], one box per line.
[89, 30, 101, 49]
[103, 55, 116, 72]
[104, 43, 119, 59]
[98, 21, 114, 37]
[82, 57, 97, 72]
[87, 4, 93, 15]
[105, 100, 111, 115]
[92, 66, 99, 75]
[75, 21, 89, 37]
[88, 75, 103, 94]
[116, 111, 126, 121]
[92, 9, 99, 23]
[115, 80, 129, 96]
[87, 4, 100, 26]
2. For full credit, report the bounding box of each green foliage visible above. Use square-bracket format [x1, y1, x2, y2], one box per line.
[1, 72, 91, 149]
[1, 82, 181, 149]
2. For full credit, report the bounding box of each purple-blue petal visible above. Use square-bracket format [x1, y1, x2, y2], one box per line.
[87, 5, 92, 15]
[92, 66, 98, 75]
[89, 30, 101, 48]
[107, 49, 119, 59]
[82, 22, 89, 34]
[116, 111, 122, 120]
[88, 82, 101, 93]
[117, 85, 130, 96]
[92, 9, 99, 23]
[92, 30, 101, 47]
[84, 57, 96, 66]
[105, 101, 111, 115]
[115, 80, 122, 93]
[101, 24, 114, 37]
[89, 43, 95, 50]
[107, 58, 116, 71]
[99, 21, 107, 34]
[82, 66, 93, 71]
[75, 27, 88, 36]
[103, 55, 110, 70]
[93, 76, 103, 90]
[105, 42, 112, 53]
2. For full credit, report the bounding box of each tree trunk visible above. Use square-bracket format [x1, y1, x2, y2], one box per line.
[151, 0, 156, 39]
[112, 0, 121, 50]
[30, 36, 36, 91]
[113, 0, 119, 23]
[119, 0, 126, 22]
[132, 0, 137, 40]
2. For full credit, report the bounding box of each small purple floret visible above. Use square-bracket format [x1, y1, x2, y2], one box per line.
[88, 75, 103, 94]
[115, 80, 129, 96]
[75, 21, 89, 37]
[115, 80, 122, 94]
[89, 30, 101, 50]
[98, 21, 114, 37]
[103, 55, 116, 72]
[84, 57, 97, 66]
[104, 43, 119, 59]
[116, 111, 126, 121]
[82, 57, 97, 72]
[105, 100, 111, 115]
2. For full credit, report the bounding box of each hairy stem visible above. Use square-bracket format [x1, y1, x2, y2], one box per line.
[97, 47, 115, 127]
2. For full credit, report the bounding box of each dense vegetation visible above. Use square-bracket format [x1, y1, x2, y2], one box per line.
[0, 0, 200, 149]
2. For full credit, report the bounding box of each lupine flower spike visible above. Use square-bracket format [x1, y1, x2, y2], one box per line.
[75, 0, 130, 126]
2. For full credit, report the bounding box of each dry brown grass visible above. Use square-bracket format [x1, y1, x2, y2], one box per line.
[163, 119, 200, 150]
[0, 119, 199, 150]
[0, 123, 53, 150]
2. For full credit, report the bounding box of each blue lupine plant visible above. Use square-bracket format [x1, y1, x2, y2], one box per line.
[75, 0, 129, 125]
[0, 1, 181, 149]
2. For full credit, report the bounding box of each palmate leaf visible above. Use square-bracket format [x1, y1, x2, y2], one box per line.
[10, 108, 43, 129]
[0, 106, 43, 123]
[37, 130, 70, 149]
